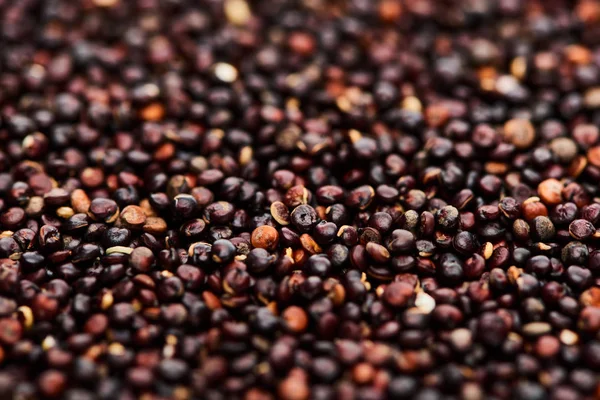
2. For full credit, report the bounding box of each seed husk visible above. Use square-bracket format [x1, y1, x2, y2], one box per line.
[270, 201, 290, 226]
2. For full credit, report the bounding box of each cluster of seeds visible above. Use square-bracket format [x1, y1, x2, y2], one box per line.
[1, 0, 600, 399]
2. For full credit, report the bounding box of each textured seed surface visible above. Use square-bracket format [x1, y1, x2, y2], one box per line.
[1, 2, 600, 399]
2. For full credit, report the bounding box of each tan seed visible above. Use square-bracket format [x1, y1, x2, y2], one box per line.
[120, 205, 147, 228]
[25, 196, 44, 217]
[70, 189, 91, 214]
[213, 63, 238, 83]
[538, 179, 563, 205]
[584, 86, 600, 108]
[522, 322, 552, 336]
[414, 291, 436, 314]
[224, 0, 252, 26]
[106, 246, 134, 255]
[94, 0, 119, 6]
[239, 146, 253, 166]
[483, 242, 494, 259]
[559, 329, 579, 345]
[504, 119, 536, 149]
[17, 306, 34, 330]
[143, 217, 167, 234]
[549, 137, 579, 163]
[56, 207, 74, 219]
[100, 291, 114, 310]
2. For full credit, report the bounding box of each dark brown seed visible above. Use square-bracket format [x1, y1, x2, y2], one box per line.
[38, 370, 67, 398]
[569, 219, 595, 240]
[130, 247, 155, 272]
[0, 318, 22, 345]
[290, 205, 318, 232]
[346, 186, 375, 210]
[532, 216, 556, 241]
[89, 198, 119, 223]
[0, 208, 25, 229]
[44, 188, 70, 207]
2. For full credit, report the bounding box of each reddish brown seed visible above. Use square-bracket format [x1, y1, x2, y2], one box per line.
[379, 0, 403, 21]
[383, 282, 414, 308]
[284, 185, 309, 208]
[352, 362, 375, 384]
[0, 318, 22, 345]
[288, 32, 315, 56]
[251, 226, 279, 251]
[299, 234, 322, 254]
[130, 247, 155, 272]
[282, 306, 308, 333]
[504, 119, 536, 149]
[120, 205, 147, 228]
[538, 179, 563, 205]
[535, 335, 560, 359]
[588, 146, 600, 167]
[569, 155, 588, 177]
[245, 388, 274, 400]
[366, 242, 391, 263]
[80, 167, 104, 188]
[580, 287, 600, 307]
[278, 369, 310, 400]
[38, 369, 67, 398]
[70, 189, 91, 214]
[140, 103, 165, 121]
[578, 306, 600, 333]
[522, 198, 548, 221]
[84, 314, 109, 336]
[31, 294, 59, 321]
